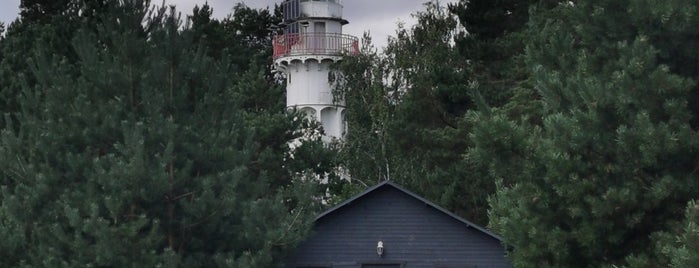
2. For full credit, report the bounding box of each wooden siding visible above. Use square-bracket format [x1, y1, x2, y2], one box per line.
[285, 185, 512, 268]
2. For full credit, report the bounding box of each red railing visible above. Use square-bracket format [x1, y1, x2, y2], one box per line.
[273, 33, 359, 59]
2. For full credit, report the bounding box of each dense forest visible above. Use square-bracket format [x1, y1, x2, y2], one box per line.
[336, 0, 699, 267]
[0, 0, 698, 267]
[0, 0, 336, 266]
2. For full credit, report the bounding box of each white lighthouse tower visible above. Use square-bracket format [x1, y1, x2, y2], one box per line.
[273, 0, 359, 140]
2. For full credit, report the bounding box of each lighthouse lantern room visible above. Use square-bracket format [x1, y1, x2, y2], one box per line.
[273, 0, 359, 140]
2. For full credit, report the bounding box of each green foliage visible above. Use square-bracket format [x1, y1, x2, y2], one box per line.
[0, 1, 329, 267]
[1, 0, 146, 128]
[478, 1, 699, 267]
[188, 3, 280, 73]
[0, 8, 77, 127]
[336, 0, 699, 266]
[7, 0, 699, 267]
[20, 0, 73, 23]
[334, 0, 528, 224]
[449, 0, 556, 112]
[661, 200, 699, 267]
[334, 0, 558, 224]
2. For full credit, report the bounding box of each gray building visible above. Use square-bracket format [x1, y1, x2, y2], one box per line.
[285, 181, 512, 268]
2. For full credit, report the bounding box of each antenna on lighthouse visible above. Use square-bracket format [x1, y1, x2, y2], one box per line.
[272, 0, 359, 142]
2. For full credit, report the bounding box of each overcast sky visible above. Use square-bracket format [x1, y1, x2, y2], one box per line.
[1, 0, 457, 48]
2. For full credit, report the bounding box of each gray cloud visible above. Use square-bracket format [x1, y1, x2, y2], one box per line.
[170, 0, 456, 48]
[0, 0, 456, 47]
[1, 1, 20, 26]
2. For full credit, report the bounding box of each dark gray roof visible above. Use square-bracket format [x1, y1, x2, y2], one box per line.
[315, 180, 503, 241]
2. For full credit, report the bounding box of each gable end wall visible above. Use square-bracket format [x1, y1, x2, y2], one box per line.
[286, 187, 511, 268]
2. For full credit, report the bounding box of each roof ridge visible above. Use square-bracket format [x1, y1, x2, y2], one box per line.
[314, 180, 502, 241]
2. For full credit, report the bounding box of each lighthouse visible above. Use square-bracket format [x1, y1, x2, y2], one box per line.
[273, 0, 359, 140]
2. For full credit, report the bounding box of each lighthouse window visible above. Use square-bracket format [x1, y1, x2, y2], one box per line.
[314, 22, 325, 33]
[286, 22, 299, 35]
[283, 0, 300, 22]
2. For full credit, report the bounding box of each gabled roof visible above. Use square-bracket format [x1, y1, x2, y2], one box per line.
[315, 180, 503, 242]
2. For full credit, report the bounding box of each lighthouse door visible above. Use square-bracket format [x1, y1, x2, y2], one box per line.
[313, 22, 325, 52]
[314, 22, 325, 33]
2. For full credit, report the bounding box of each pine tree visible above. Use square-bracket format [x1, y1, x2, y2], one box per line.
[658, 200, 699, 267]
[0, 1, 329, 267]
[335, 0, 548, 224]
[449, 0, 559, 120]
[1, 0, 116, 129]
[335, 2, 482, 214]
[476, 1, 699, 266]
[187, 3, 280, 74]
